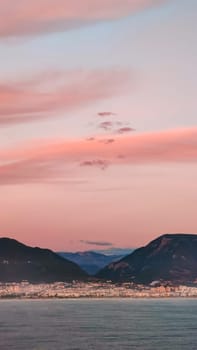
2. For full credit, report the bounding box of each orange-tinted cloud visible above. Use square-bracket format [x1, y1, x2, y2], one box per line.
[0, 0, 167, 38]
[2, 127, 197, 163]
[0, 70, 129, 125]
[0, 127, 197, 185]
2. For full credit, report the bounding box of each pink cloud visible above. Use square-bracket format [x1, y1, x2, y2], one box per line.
[0, 158, 88, 185]
[0, 70, 130, 125]
[0, 127, 196, 184]
[0, 1, 167, 38]
[0, 159, 56, 185]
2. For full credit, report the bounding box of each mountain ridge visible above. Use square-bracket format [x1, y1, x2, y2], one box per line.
[0, 237, 88, 283]
[96, 233, 197, 284]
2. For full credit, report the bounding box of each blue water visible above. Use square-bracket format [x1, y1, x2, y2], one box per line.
[0, 299, 197, 349]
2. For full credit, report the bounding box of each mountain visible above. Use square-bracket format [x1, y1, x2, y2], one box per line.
[97, 234, 197, 284]
[58, 251, 125, 275]
[0, 238, 88, 283]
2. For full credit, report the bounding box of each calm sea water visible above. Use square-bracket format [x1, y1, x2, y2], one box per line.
[0, 298, 197, 350]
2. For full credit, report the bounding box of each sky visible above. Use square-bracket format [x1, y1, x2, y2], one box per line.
[0, 0, 197, 251]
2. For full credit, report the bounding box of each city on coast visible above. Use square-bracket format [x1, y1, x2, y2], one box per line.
[1, 281, 197, 299]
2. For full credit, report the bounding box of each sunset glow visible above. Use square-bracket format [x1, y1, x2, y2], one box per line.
[0, 0, 196, 251]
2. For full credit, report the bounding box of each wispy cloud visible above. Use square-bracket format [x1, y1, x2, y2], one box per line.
[0, 159, 87, 185]
[80, 240, 113, 247]
[98, 121, 113, 131]
[98, 112, 116, 117]
[99, 138, 115, 144]
[0, 69, 130, 125]
[0, 127, 196, 185]
[0, 1, 167, 38]
[86, 137, 96, 142]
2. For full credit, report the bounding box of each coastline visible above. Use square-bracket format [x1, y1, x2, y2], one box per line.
[1, 281, 197, 299]
[1, 296, 197, 300]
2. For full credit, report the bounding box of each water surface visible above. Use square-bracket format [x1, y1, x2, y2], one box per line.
[0, 299, 197, 349]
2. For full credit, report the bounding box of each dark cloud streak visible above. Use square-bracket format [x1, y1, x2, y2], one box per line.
[80, 240, 113, 247]
[117, 127, 135, 134]
[80, 159, 109, 170]
[98, 112, 116, 117]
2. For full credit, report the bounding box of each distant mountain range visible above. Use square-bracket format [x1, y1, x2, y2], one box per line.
[97, 234, 197, 284]
[0, 238, 87, 283]
[1, 234, 197, 285]
[58, 251, 127, 275]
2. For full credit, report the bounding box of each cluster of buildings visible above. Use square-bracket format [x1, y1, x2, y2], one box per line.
[0, 281, 197, 298]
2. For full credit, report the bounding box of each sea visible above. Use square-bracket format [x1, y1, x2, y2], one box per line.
[0, 298, 197, 350]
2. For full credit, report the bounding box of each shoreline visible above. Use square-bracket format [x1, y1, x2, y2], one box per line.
[1, 296, 197, 300]
[1, 281, 197, 299]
